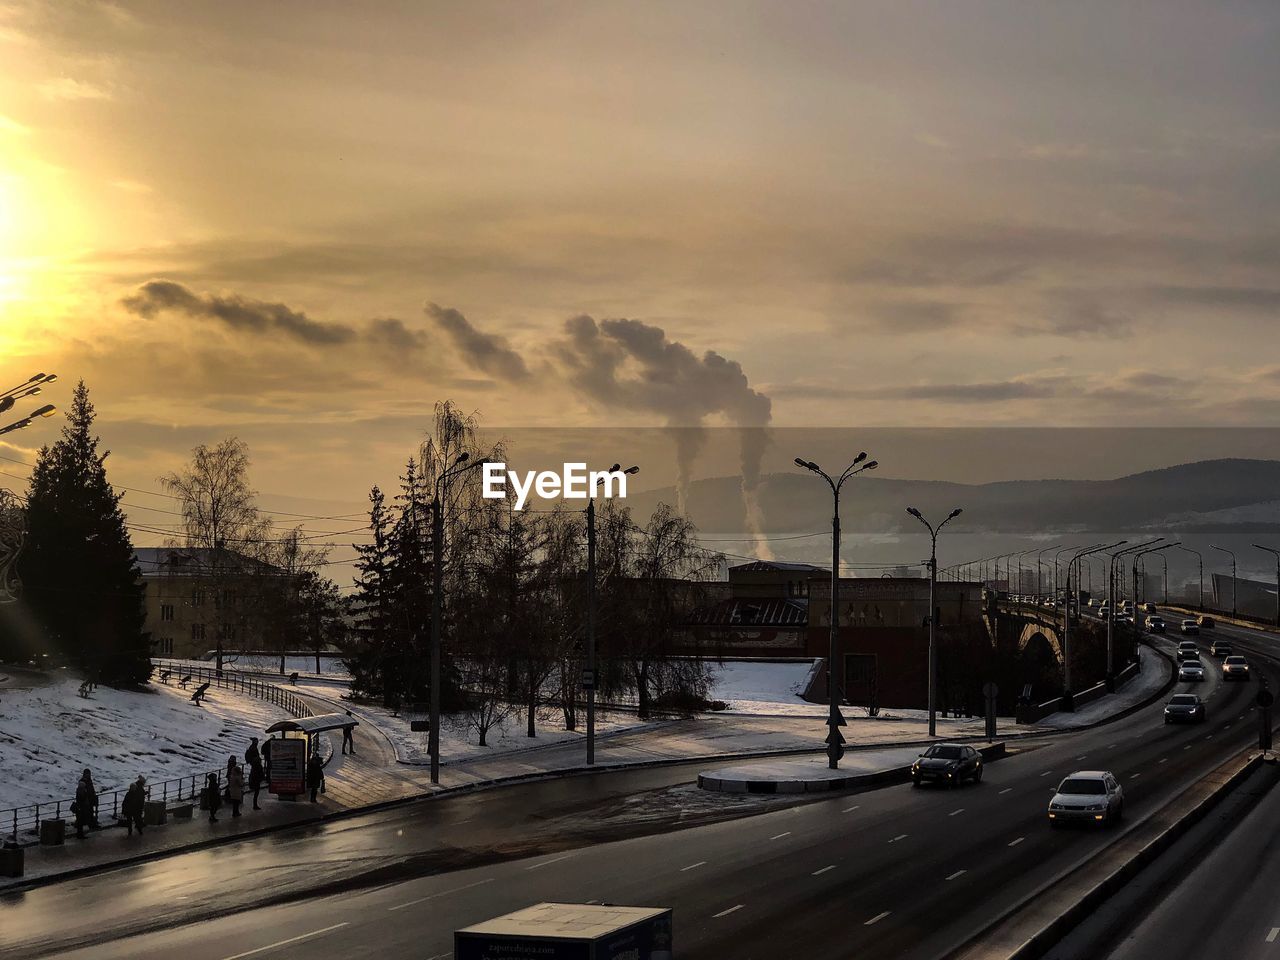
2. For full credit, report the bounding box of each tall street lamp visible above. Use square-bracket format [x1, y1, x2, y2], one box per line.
[795, 452, 878, 768]
[1210, 544, 1237, 618]
[1133, 543, 1172, 609]
[1014, 548, 1038, 597]
[1036, 544, 1062, 601]
[430, 451, 487, 785]
[586, 463, 638, 765]
[1107, 539, 1162, 684]
[907, 506, 962, 738]
[1063, 542, 1123, 703]
[1172, 543, 1204, 610]
[1254, 544, 1280, 628]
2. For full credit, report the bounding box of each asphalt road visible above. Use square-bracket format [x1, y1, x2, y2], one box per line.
[4, 617, 1276, 960]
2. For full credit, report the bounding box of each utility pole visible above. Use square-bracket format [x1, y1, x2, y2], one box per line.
[908, 507, 962, 738]
[1254, 545, 1280, 628]
[1211, 545, 1237, 618]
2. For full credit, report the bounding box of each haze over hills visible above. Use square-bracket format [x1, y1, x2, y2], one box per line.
[625, 459, 1280, 534]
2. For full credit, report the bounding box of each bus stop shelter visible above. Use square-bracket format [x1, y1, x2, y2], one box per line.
[263, 713, 358, 799]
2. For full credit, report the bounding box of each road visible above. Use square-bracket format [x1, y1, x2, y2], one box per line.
[3, 618, 1276, 960]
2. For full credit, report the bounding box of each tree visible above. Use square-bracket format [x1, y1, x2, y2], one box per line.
[160, 437, 272, 672]
[345, 485, 394, 697]
[19, 381, 150, 684]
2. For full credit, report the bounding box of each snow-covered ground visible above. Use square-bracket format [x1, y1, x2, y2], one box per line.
[181, 654, 352, 679]
[0, 674, 292, 810]
[705, 660, 824, 716]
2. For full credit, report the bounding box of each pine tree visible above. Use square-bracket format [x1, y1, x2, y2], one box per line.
[19, 382, 150, 684]
[345, 485, 393, 697]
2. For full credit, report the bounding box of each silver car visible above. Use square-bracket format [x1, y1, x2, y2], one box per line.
[1178, 660, 1205, 682]
[1048, 770, 1124, 827]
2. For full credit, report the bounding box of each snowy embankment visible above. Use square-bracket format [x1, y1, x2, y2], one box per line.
[0, 673, 292, 810]
[705, 660, 825, 716]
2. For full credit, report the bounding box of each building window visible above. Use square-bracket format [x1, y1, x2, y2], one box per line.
[160, 603, 174, 622]
[158, 637, 174, 654]
[219, 623, 235, 640]
[192, 588, 205, 607]
[191, 623, 205, 641]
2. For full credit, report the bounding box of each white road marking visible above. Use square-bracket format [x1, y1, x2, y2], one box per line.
[220, 924, 349, 960]
[1040, 770, 1052, 777]
[770, 832, 792, 840]
[1207, 735, 1214, 739]
[999, 788, 1013, 795]
[526, 854, 574, 871]
[813, 865, 836, 875]
[1075, 755, 1087, 761]
[1008, 836, 1025, 847]
[1107, 743, 1118, 749]
[1159, 758, 1168, 764]
[1132, 773, 1142, 779]
[889, 834, 908, 843]
[842, 805, 861, 813]
[1266, 926, 1279, 943]
[713, 905, 744, 918]
[389, 878, 494, 911]
[946, 870, 967, 880]
[949, 809, 965, 816]
[680, 861, 707, 872]
[1184, 744, 1193, 750]
[865, 911, 891, 926]
[425, 953, 452, 960]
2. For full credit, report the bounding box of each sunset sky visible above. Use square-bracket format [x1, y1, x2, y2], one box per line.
[2, 0, 1279, 513]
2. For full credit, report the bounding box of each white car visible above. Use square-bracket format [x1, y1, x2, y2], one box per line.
[1223, 655, 1251, 681]
[1178, 660, 1205, 682]
[1048, 771, 1124, 827]
[1181, 619, 1200, 635]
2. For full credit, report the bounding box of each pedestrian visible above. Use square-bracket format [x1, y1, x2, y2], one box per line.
[248, 755, 264, 810]
[205, 772, 222, 823]
[306, 753, 325, 803]
[342, 712, 355, 755]
[261, 736, 273, 778]
[73, 770, 95, 839]
[226, 754, 237, 780]
[121, 777, 146, 836]
[245, 737, 261, 771]
[227, 762, 244, 818]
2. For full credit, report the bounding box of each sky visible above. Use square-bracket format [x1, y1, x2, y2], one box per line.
[2, 0, 1279, 520]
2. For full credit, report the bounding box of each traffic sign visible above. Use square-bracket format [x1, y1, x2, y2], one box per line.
[1257, 689, 1274, 709]
[982, 682, 999, 700]
[826, 708, 848, 728]
[825, 728, 846, 746]
[580, 669, 596, 690]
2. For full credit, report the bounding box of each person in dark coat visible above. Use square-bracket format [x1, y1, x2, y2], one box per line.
[73, 770, 96, 839]
[261, 737, 273, 777]
[205, 772, 222, 823]
[306, 753, 325, 803]
[245, 737, 262, 771]
[226, 762, 244, 818]
[121, 777, 146, 836]
[247, 756, 264, 810]
[341, 712, 355, 755]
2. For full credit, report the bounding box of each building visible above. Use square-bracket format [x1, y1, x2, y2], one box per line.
[685, 561, 823, 656]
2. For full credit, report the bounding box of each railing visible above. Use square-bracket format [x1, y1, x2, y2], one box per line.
[2, 659, 311, 846]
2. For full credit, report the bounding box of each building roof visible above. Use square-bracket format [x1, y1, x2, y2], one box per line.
[730, 560, 829, 574]
[134, 546, 279, 578]
[688, 597, 809, 627]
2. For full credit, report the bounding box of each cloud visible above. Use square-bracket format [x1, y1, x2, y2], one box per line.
[425, 303, 529, 381]
[38, 76, 111, 101]
[110, 178, 151, 194]
[1151, 285, 1280, 309]
[866, 299, 964, 332]
[888, 379, 1066, 402]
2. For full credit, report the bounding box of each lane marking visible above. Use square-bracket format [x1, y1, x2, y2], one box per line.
[1132, 773, 1142, 779]
[949, 809, 965, 816]
[713, 905, 744, 919]
[1107, 743, 1118, 749]
[813, 865, 836, 875]
[389, 877, 494, 911]
[1207, 735, 1214, 740]
[526, 854, 573, 871]
[1266, 927, 1278, 943]
[1008, 837, 1025, 847]
[770, 832, 792, 840]
[1159, 758, 1168, 764]
[946, 870, 967, 880]
[220, 924, 350, 960]
[680, 861, 707, 872]
[999, 788, 1013, 795]
[865, 911, 891, 926]
[1075, 755, 1087, 761]
[426, 953, 453, 960]
[842, 805, 861, 813]
[1039, 770, 1053, 777]
[889, 834, 908, 843]
[1184, 744, 1192, 750]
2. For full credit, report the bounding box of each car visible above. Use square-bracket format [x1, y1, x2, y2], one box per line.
[1117, 614, 1134, 625]
[1088, 598, 1099, 609]
[1178, 660, 1205, 682]
[1222, 655, 1251, 681]
[1197, 616, 1216, 629]
[1210, 639, 1233, 657]
[1180, 619, 1200, 635]
[1178, 639, 1199, 655]
[911, 743, 983, 788]
[1164, 693, 1207, 723]
[1146, 616, 1166, 633]
[1143, 602, 1158, 614]
[1048, 771, 1124, 827]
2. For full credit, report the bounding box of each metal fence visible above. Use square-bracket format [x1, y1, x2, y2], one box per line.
[3, 659, 311, 846]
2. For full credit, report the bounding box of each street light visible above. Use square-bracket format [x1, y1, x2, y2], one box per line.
[1106, 539, 1162, 684]
[586, 463, 638, 765]
[1171, 543, 1204, 610]
[907, 506, 962, 738]
[1035, 544, 1062, 601]
[1063, 541, 1123, 703]
[1013, 548, 1038, 597]
[1253, 545, 1280, 628]
[1210, 544, 1237, 619]
[429, 451, 488, 785]
[796, 452, 878, 768]
[0, 403, 57, 436]
[1133, 542, 1172, 609]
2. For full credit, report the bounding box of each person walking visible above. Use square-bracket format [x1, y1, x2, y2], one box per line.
[245, 737, 262, 771]
[248, 755, 264, 810]
[73, 770, 96, 839]
[306, 753, 325, 803]
[121, 777, 146, 836]
[226, 762, 244, 818]
[205, 772, 222, 823]
[261, 736, 273, 778]
[342, 712, 355, 755]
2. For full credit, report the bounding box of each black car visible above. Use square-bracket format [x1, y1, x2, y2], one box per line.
[1164, 693, 1206, 724]
[911, 744, 983, 788]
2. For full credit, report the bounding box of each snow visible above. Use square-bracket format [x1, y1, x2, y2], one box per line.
[0, 674, 293, 811]
[705, 660, 826, 716]
[1035, 643, 1173, 729]
[184, 654, 352, 679]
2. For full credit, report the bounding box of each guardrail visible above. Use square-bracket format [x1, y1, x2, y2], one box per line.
[2, 660, 311, 846]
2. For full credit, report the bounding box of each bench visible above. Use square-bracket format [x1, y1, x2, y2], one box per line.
[190, 682, 210, 705]
[178, 674, 193, 689]
[158, 670, 172, 684]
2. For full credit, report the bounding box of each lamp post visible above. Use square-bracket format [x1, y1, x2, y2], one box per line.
[1254, 545, 1280, 628]
[1172, 543, 1204, 610]
[796, 453, 878, 769]
[586, 464, 638, 765]
[1014, 548, 1037, 598]
[1210, 545, 1237, 618]
[907, 506, 962, 738]
[1063, 542, 1123, 702]
[1036, 544, 1062, 602]
[430, 451, 487, 785]
[1107, 539, 1162, 684]
[1133, 543, 1172, 610]
[1052, 545, 1075, 605]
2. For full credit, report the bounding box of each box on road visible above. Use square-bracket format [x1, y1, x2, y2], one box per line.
[455, 902, 673, 960]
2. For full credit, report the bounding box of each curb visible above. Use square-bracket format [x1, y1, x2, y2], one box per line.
[944, 747, 1265, 960]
